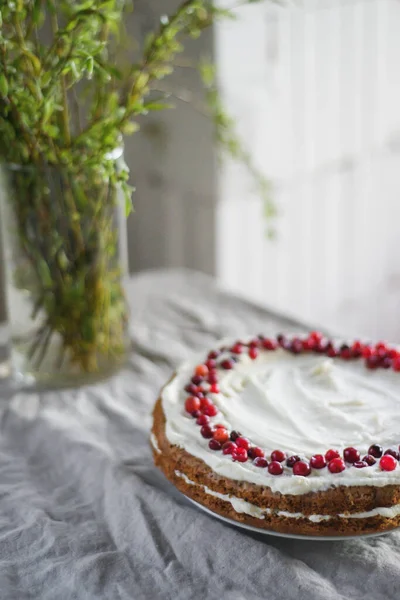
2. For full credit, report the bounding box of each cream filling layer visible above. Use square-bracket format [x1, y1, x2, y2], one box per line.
[162, 339, 400, 495]
[176, 471, 400, 522]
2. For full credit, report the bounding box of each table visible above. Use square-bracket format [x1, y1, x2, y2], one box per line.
[0, 269, 398, 600]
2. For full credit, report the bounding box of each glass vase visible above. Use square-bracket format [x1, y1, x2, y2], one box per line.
[0, 150, 130, 388]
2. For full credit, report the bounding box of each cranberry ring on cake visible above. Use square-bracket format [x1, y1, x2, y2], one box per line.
[151, 332, 400, 536]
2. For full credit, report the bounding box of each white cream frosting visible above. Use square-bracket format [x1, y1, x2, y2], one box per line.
[176, 471, 400, 522]
[162, 339, 400, 495]
[150, 433, 161, 454]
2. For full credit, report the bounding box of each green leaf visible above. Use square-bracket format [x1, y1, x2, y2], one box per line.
[0, 75, 8, 97]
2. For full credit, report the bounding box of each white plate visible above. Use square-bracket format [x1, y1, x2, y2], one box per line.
[184, 495, 397, 541]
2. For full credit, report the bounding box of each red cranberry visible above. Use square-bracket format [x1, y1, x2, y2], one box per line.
[231, 342, 243, 354]
[289, 339, 302, 354]
[213, 428, 229, 444]
[236, 437, 251, 450]
[249, 339, 260, 348]
[361, 345, 372, 358]
[205, 359, 216, 370]
[196, 414, 210, 426]
[209, 439, 221, 451]
[351, 340, 363, 357]
[185, 396, 201, 414]
[328, 457, 346, 473]
[310, 331, 323, 343]
[222, 441, 237, 455]
[286, 455, 301, 468]
[220, 359, 234, 370]
[208, 370, 218, 385]
[248, 446, 265, 459]
[376, 341, 387, 352]
[340, 344, 352, 360]
[210, 383, 220, 394]
[353, 461, 368, 468]
[325, 449, 340, 462]
[382, 357, 392, 369]
[293, 460, 311, 477]
[253, 457, 269, 468]
[185, 383, 200, 395]
[271, 449, 285, 463]
[277, 334, 287, 347]
[384, 449, 400, 460]
[368, 444, 383, 458]
[380, 455, 397, 471]
[249, 347, 258, 360]
[310, 454, 327, 469]
[230, 431, 242, 442]
[262, 339, 277, 350]
[191, 410, 201, 418]
[208, 350, 220, 360]
[366, 356, 380, 370]
[232, 447, 248, 462]
[388, 348, 398, 359]
[302, 338, 314, 351]
[200, 398, 218, 417]
[200, 425, 214, 439]
[268, 461, 283, 475]
[191, 375, 204, 385]
[362, 455, 377, 466]
[325, 343, 337, 358]
[393, 357, 400, 372]
[343, 447, 360, 463]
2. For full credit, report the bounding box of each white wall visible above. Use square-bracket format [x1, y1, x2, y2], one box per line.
[215, 0, 400, 340]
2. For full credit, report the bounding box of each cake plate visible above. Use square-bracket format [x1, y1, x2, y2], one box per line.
[185, 495, 397, 541]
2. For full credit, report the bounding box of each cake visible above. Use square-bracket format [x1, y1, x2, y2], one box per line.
[151, 332, 400, 536]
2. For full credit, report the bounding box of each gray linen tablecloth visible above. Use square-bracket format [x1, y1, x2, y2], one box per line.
[0, 269, 399, 600]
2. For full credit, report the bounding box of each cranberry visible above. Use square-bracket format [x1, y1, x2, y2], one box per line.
[248, 446, 265, 459]
[231, 342, 243, 354]
[309, 331, 323, 343]
[213, 428, 229, 444]
[196, 414, 209, 426]
[328, 457, 346, 473]
[232, 447, 248, 462]
[205, 359, 216, 370]
[268, 461, 283, 475]
[340, 344, 352, 360]
[220, 359, 234, 370]
[376, 341, 387, 352]
[289, 339, 302, 354]
[343, 447, 360, 463]
[384, 449, 400, 460]
[388, 348, 399, 359]
[277, 334, 286, 347]
[262, 339, 277, 350]
[362, 455, 377, 466]
[249, 339, 260, 348]
[185, 383, 197, 395]
[380, 454, 397, 471]
[302, 338, 314, 351]
[393, 357, 400, 372]
[200, 398, 218, 417]
[236, 437, 251, 450]
[230, 431, 242, 442]
[366, 356, 380, 370]
[191, 410, 201, 418]
[286, 455, 301, 468]
[208, 370, 218, 385]
[368, 444, 383, 458]
[208, 350, 220, 360]
[362, 345, 373, 358]
[325, 343, 337, 358]
[310, 454, 327, 469]
[222, 441, 237, 455]
[200, 425, 214, 439]
[195, 364, 209, 378]
[253, 457, 269, 468]
[353, 461, 368, 468]
[210, 383, 220, 394]
[271, 449, 285, 463]
[209, 439, 221, 451]
[293, 460, 311, 477]
[381, 357, 392, 369]
[191, 375, 204, 385]
[351, 341, 363, 357]
[325, 449, 340, 462]
[185, 396, 201, 414]
[249, 347, 258, 360]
